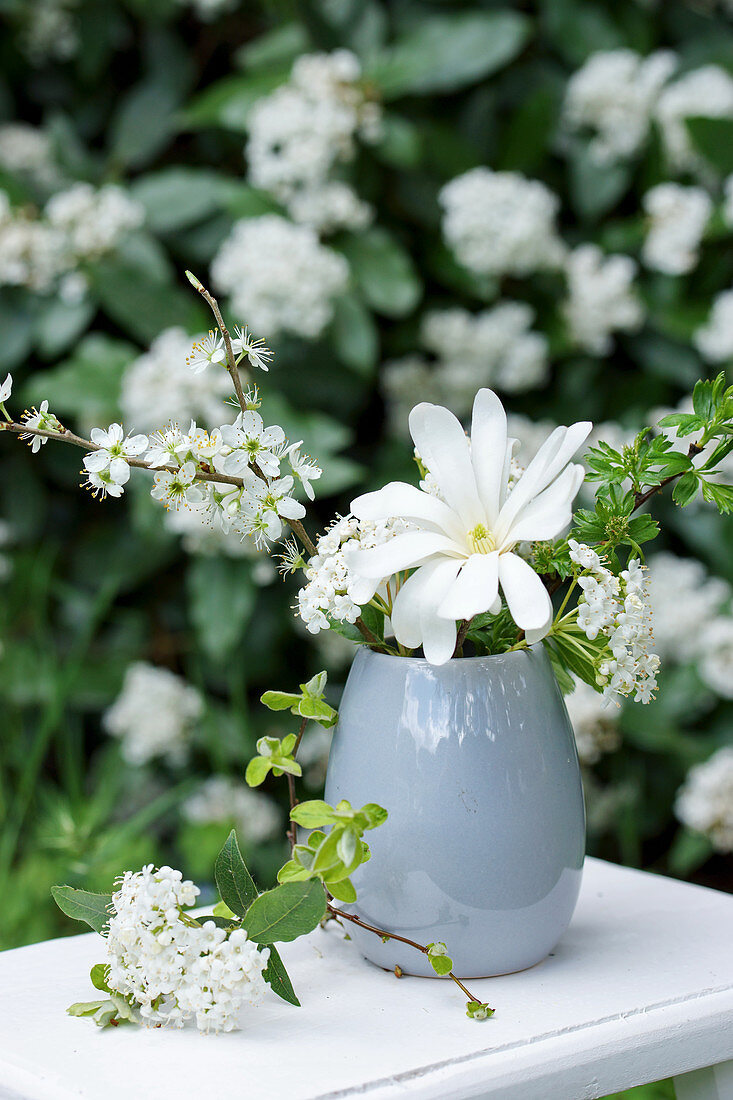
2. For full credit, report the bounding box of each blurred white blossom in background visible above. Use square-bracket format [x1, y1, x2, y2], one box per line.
[0, 123, 57, 187]
[697, 618, 733, 699]
[647, 553, 730, 663]
[694, 289, 733, 363]
[642, 183, 712, 274]
[655, 65, 733, 172]
[565, 677, 621, 765]
[439, 167, 565, 277]
[246, 49, 380, 233]
[120, 328, 232, 433]
[183, 777, 280, 844]
[675, 747, 733, 852]
[211, 214, 349, 337]
[562, 48, 677, 162]
[103, 662, 204, 765]
[563, 244, 645, 354]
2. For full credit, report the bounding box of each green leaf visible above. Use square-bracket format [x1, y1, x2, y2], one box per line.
[700, 479, 733, 515]
[339, 228, 422, 318]
[466, 1000, 494, 1020]
[569, 145, 632, 221]
[326, 877, 356, 903]
[243, 879, 326, 944]
[260, 690, 301, 712]
[330, 293, 379, 377]
[67, 1000, 111, 1018]
[290, 800, 338, 828]
[685, 117, 733, 175]
[51, 887, 112, 935]
[672, 472, 699, 508]
[245, 755, 273, 787]
[90, 261, 206, 344]
[28, 334, 134, 425]
[367, 12, 531, 98]
[109, 80, 180, 169]
[184, 69, 291, 132]
[130, 168, 230, 233]
[214, 830, 258, 919]
[263, 945, 301, 1007]
[428, 953, 453, 976]
[90, 964, 111, 993]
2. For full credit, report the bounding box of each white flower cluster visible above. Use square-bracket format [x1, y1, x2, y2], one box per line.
[298, 515, 411, 633]
[675, 747, 733, 853]
[211, 214, 349, 338]
[177, 0, 237, 20]
[0, 183, 143, 297]
[246, 50, 380, 233]
[647, 552, 730, 663]
[106, 865, 270, 1032]
[18, 0, 79, 64]
[120, 328, 232, 434]
[569, 541, 660, 704]
[103, 662, 204, 765]
[565, 677, 621, 765]
[439, 167, 565, 277]
[563, 48, 677, 162]
[694, 290, 733, 363]
[655, 65, 733, 172]
[642, 183, 712, 275]
[183, 777, 280, 845]
[563, 245, 644, 355]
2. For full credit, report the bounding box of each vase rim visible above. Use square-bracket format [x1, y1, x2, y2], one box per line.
[358, 641, 543, 667]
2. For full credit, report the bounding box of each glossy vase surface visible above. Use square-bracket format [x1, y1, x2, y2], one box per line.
[324, 644, 585, 978]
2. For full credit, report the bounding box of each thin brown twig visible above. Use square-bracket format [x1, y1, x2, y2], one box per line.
[192, 282, 249, 418]
[326, 903, 491, 1008]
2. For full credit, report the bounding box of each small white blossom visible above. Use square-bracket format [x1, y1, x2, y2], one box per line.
[675, 747, 733, 853]
[211, 215, 349, 339]
[103, 662, 203, 765]
[186, 330, 226, 374]
[285, 444, 322, 500]
[231, 326, 273, 372]
[439, 167, 565, 277]
[642, 184, 712, 275]
[563, 245, 644, 355]
[218, 410, 286, 480]
[563, 48, 677, 162]
[20, 400, 62, 452]
[241, 476, 306, 549]
[0, 373, 12, 403]
[83, 423, 148, 488]
[151, 462, 204, 511]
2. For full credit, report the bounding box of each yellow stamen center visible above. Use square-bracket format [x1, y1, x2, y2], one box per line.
[468, 523, 496, 555]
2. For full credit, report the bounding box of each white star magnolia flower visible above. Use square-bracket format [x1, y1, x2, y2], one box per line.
[83, 423, 148, 486]
[346, 389, 591, 665]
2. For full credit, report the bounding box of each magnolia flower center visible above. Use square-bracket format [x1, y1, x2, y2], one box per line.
[468, 523, 496, 555]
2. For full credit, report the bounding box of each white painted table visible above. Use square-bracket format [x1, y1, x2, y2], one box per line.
[0, 858, 731, 1100]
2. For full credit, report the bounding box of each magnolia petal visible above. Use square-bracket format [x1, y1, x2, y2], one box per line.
[497, 422, 591, 538]
[525, 613, 553, 645]
[498, 552, 553, 632]
[409, 402, 484, 529]
[505, 464, 585, 543]
[470, 390, 507, 527]
[391, 563, 440, 650]
[437, 551, 500, 621]
[351, 481, 463, 540]
[344, 531, 459, 580]
[419, 559, 464, 665]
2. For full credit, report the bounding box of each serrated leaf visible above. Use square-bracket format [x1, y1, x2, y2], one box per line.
[214, 830, 258, 919]
[243, 879, 326, 944]
[672, 472, 699, 507]
[52, 887, 112, 935]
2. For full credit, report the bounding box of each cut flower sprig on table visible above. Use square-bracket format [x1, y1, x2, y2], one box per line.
[2, 274, 733, 1033]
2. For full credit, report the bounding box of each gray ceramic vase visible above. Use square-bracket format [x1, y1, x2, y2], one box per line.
[324, 643, 585, 978]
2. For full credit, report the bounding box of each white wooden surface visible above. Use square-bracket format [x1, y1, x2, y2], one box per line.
[0, 858, 731, 1100]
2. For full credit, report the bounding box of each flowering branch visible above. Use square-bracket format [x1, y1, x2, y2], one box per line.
[185, 270, 249, 419]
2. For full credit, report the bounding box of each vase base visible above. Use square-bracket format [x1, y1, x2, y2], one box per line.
[375, 956, 548, 980]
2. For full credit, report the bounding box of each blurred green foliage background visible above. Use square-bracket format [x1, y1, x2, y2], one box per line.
[0, 0, 731, 1017]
